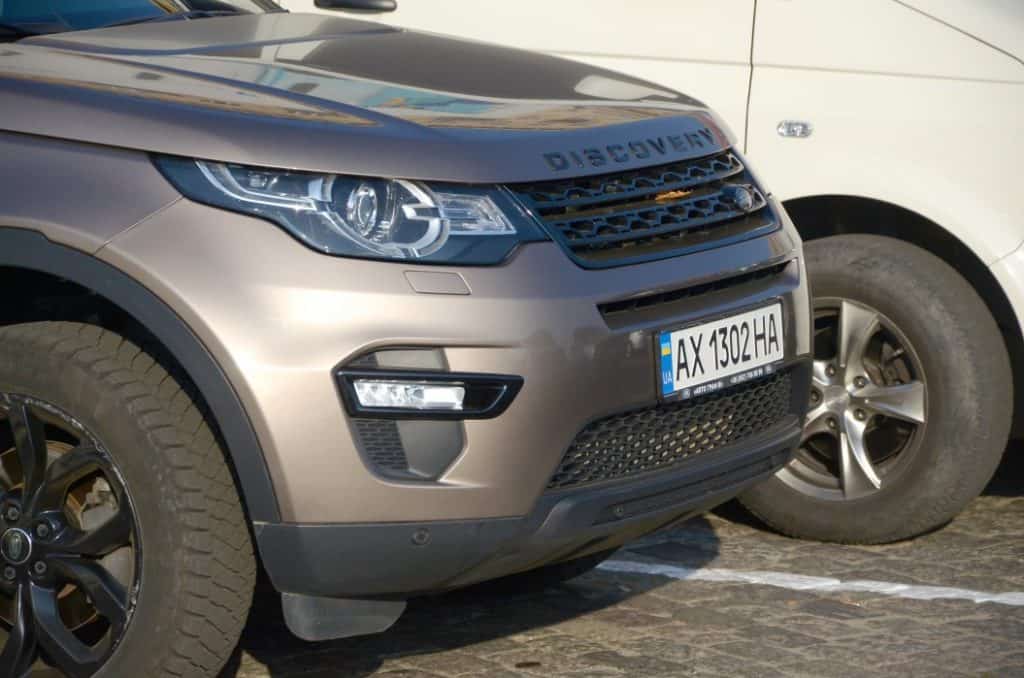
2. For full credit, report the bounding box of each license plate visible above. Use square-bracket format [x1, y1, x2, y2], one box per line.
[659, 303, 784, 399]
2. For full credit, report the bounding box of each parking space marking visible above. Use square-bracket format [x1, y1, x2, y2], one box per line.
[599, 559, 1024, 607]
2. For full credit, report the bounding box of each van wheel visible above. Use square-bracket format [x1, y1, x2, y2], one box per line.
[0, 322, 255, 677]
[740, 235, 1011, 544]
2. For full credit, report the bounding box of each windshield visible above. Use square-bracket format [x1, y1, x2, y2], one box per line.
[0, 0, 283, 34]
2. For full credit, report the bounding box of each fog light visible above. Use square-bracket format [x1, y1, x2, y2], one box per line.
[353, 380, 466, 411]
[338, 368, 523, 419]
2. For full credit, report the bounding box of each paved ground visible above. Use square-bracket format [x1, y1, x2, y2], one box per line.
[228, 450, 1024, 678]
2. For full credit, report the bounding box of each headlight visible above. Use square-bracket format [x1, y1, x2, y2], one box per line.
[153, 156, 545, 264]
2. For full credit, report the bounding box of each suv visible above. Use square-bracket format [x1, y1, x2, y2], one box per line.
[0, 2, 811, 676]
[296, 0, 1024, 544]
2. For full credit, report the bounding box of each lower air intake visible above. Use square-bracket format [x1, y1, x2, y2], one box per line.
[547, 371, 793, 490]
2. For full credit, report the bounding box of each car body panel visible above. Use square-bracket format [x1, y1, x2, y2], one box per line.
[287, 0, 1024, 294]
[257, 425, 804, 597]
[899, 0, 1024, 63]
[2, 13, 728, 183]
[0, 9, 815, 626]
[0, 132, 180, 253]
[0, 10, 808, 528]
[749, 0, 1024, 266]
[96, 193, 809, 523]
[754, 0, 1023, 82]
[0, 226, 282, 523]
[992, 246, 1024, 342]
[282, 0, 756, 147]
[746, 68, 1024, 265]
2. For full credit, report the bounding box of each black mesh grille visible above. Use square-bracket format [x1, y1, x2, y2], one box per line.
[353, 419, 408, 472]
[509, 151, 777, 268]
[547, 371, 793, 490]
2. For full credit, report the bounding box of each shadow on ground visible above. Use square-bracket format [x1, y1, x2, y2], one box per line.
[983, 442, 1023, 497]
[221, 448, 1022, 676]
[222, 516, 719, 677]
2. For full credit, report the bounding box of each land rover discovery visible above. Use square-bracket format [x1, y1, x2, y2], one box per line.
[0, 2, 810, 675]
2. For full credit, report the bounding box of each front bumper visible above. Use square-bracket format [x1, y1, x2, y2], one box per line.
[256, 412, 805, 597]
[101, 193, 811, 594]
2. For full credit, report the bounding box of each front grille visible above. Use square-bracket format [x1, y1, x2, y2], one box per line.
[509, 150, 777, 268]
[547, 371, 793, 490]
[598, 261, 791, 318]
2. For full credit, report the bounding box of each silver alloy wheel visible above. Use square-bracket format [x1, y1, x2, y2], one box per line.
[777, 297, 928, 500]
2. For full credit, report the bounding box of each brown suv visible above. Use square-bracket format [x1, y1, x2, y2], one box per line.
[0, 2, 811, 676]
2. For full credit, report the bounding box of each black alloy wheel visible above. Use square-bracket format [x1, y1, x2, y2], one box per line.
[0, 322, 255, 678]
[0, 394, 138, 677]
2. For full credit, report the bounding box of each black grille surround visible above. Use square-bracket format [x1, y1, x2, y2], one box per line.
[508, 150, 778, 268]
[598, 261, 791, 319]
[546, 371, 793, 490]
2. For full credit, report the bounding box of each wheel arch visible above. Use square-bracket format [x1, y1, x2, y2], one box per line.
[0, 227, 281, 522]
[783, 194, 1024, 436]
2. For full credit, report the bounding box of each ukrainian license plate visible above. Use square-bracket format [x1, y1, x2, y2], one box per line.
[659, 303, 785, 399]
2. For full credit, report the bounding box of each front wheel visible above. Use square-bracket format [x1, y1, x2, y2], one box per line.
[740, 235, 1011, 544]
[0, 323, 255, 677]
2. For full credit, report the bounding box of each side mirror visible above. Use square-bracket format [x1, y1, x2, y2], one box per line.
[314, 0, 397, 11]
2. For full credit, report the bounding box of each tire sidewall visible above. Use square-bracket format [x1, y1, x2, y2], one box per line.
[743, 235, 1011, 542]
[0, 328, 219, 676]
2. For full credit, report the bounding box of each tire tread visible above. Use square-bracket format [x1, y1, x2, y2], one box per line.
[0, 321, 255, 677]
[740, 235, 1012, 544]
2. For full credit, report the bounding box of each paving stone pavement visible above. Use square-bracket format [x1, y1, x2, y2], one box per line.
[227, 452, 1024, 678]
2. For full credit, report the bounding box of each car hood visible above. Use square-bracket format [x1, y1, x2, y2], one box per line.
[1, 13, 727, 183]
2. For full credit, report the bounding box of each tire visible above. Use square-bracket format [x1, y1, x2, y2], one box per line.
[740, 235, 1011, 544]
[0, 322, 255, 677]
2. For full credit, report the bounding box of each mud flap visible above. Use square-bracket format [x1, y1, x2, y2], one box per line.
[281, 593, 407, 641]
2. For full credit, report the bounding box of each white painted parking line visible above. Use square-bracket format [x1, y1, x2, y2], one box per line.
[599, 559, 1024, 607]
